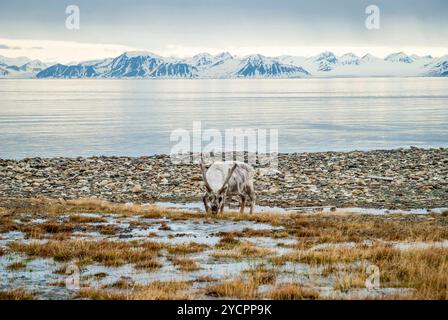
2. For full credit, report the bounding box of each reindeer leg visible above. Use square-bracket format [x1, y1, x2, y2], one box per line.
[249, 193, 255, 214]
[219, 196, 225, 214]
[239, 195, 246, 214]
[247, 184, 256, 214]
[202, 194, 210, 214]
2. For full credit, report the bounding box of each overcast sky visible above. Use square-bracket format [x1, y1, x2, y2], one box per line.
[0, 0, 447, 63]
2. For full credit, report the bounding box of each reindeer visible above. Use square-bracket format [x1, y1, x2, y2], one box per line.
[200, 161, 256, 215]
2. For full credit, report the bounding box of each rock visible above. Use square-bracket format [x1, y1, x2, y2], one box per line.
[132, 184, 143, 193]
[80, 186, 90, 193]
[98, 180, 109, 187]
[0, 148, 446, 210]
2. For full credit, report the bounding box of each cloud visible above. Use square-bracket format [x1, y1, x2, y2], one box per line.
[0, 44, 21, 49]
[0, 43, 22, 50]
[1, 37, 447, 64]
[0, 38, 138, 63]
[161, 44, 448, 59]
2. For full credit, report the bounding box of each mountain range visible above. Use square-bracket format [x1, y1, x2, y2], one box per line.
[1, 51, 447, 79]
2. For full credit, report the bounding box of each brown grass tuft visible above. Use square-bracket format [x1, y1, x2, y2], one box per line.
[68, 215, 107, 223]
[204, 280, 258, 299]
[131, 281, 190, 300]
[212, 242, 272, 260]
[78, 288, 128, 300]
[6, 261, 26, 271]
[166, 242, 209, 255]
[168, 256, 201, 272]
[9, 240, 161, 267]
[0, 289, 34, 300]
[244, 265, 277, 285]
[267, 284, 320, 300]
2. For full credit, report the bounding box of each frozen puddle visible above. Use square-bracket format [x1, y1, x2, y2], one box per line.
[0, 210, 423, 300]
[0, 212, 297, 299]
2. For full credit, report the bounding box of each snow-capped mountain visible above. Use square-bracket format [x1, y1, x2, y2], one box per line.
[235, 54, 309, 78]
[18, 60, 48, 73]
[339, 53, 361, 66]
[360, 54, 381, 64]
[1, 51, 447, 79]
[187, 53, 215, 69]
[423, 55, 448, 77]
[37, 52, 198, 78]
[0, 55, 32, 67]
[37, 64, 98, 78]
[0, 57, 48, 78]
[189, 52, 234, 71]
[33, 52, 310, 79]
[213, 52, 233, 64]
[385, 52, 415, 63]
[311, 51, 338, 71]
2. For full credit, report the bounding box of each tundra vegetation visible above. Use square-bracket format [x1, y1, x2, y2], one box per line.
[0, 197, 447, 300]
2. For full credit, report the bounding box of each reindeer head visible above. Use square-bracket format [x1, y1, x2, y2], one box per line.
[201, 163, 237, 214]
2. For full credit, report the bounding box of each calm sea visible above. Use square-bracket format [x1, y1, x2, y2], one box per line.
[0, 78, 447, 159]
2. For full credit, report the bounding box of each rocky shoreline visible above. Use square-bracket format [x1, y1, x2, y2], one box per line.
[1, 147, 447, 209]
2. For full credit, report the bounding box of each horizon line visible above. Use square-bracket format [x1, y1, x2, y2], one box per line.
[0, 38, 447, 64]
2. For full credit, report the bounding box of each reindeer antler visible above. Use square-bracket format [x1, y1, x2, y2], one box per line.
[219, 163, 237, 193]
[200, 163, 212, 192]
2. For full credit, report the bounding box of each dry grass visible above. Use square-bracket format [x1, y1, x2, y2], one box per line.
[203, 265, 279, 299]
[0, 215, 19, 233]
[371, 247, 448, 299]
[267, 284, 320, 300]
[333, 271, 368, 291]
[6, 261, 26, 271]
[243, 265, 277, 285]
[5, 197, 447, 244]
[78, 288, 129, 300]
[215, 234, 241, 250]
[2, 197, 448, 300]
[104, 278, 135, 290]
[194, 276, 218, 283]
[131, 281, 190, 300]
[68, 215, 107, 223]
[9, 240, 161, 267]
[97, 224, 119, 235]
[1, 197, 288, 228]
[147, 232, 159, 238]
[165, 242, 209, 255]
[219, 211, 285, 226]
[37, 220, 74, 234]
[205, 280, 258, 299]
[287, 213, 448, 243]
[0, 197, 199, 220]
[0, 289, 34, 300]
[168, 256, 201, 272]
[212, 242, 273, 260]
[48, 281, 66, 287]
[273, 244, 448, 299]
[134, 258, 162, 270]
[215, 228, 289, 239]
[93, 272, 108, 279]
[80, 281, 191, 300]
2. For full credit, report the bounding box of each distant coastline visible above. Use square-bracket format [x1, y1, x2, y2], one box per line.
[1, 51, 447, 79]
